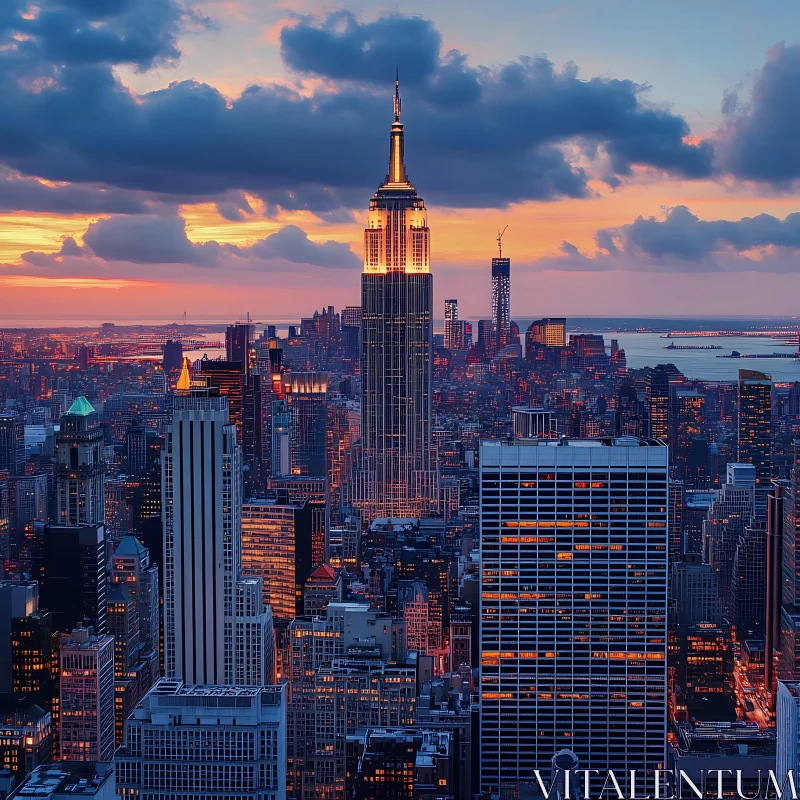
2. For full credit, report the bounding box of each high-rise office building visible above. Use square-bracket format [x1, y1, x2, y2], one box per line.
[479, 437, 669, 794]
[670, 390, 706, 484]
[163, 392, 237, 684]
[56, 397, 104, 526]
[0, 581, 39, 694]
[491, 247, 511, 351]
[115, 680, 287, 800]
[646, 365, 671, 441]
[37, 522, 107, 634]
[671, 553, 723, 635]
[0, 413, 25, 476]
[326, 398, 360, 526]
[738, 369, 772, 511]
[111, 535, 159, 657]
[525, 318, 567, 349]
[241, 499, 313, 624]
[11, 611, 57, 710]
[358, 77, 437, 519]
[703, 463, 756, 618]
[766, 482, 786, 705]
[162, 339, 183, 373]
[271, 398, 292, 477]
[284, 372, 328, 477]
[731, 518, 767, 639]
[776, 681, 800, 777]
[59, 626, 115, 763]
[226, 321, 255, 376]
[162, 392, 272, 687]
[443, 299, 463, 351]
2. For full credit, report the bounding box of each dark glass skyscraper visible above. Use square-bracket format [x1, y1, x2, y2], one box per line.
[491, 257, 510, 350]
[738, 368, 772, 506]
[359, 77, 436, 518]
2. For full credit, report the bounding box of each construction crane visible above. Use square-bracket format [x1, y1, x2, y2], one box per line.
[496, 226, 508, 259]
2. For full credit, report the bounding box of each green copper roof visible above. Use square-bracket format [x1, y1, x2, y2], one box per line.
[66, 396, 96, 416]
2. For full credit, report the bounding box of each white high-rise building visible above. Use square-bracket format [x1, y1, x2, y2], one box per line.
[479, 437, 669, 796]
[163, 393, 272, 686]
[777, 681, 800, 777]
[116, 679, 286, 800]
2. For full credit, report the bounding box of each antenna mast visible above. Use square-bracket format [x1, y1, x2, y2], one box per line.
[496, 226, 508, 259]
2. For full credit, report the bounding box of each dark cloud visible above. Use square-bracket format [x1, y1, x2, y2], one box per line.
[0, 169, 151, 214]
[30, 213, 360, 269]
[717, 42, 800, 183]
[599, 205, 800, 261]
[280, 12, 440, 86]
[0, 5, 712, 213]
[1, 0, 209, 71]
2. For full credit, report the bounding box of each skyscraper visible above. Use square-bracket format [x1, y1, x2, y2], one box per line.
[479, 437, 669, 794]
[738, 369, 772, 510]
[37, 522, 108, 634]
[59, 626, 115, 763]
[444, 299, 462, 351]
[359, 76, 436, 518]
[162, 392, 272, 687]
[55, 397, 104, 526]
[491, 250, 511, 351]
[284, 371, 328, 477]
[241, 498, 313, 625]
[646, 365, 671, 441]
[0, 413, 25, 476]
[225, 321, 255, 376]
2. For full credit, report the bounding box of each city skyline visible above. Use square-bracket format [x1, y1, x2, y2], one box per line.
[1, 2, 800, 318]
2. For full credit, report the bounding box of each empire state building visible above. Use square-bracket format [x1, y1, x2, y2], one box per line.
[357, 77, 438, 518]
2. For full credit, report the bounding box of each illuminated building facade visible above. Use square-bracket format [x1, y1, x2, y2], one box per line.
[646, 366, 671, 441]
[59, 626, 115, 763]
[479, 437, 669, 794]
[56, 397, 104, 527]
[241, 499, 313, 625]
[285, 371, 328, 478]
[738, 369, 772, 510]
[491, 258, 511, 350]
[525, 318, 567, 349]
[358, 77, 437, 519]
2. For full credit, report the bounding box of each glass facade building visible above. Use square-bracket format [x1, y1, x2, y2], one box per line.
[479, 437, 669, 793]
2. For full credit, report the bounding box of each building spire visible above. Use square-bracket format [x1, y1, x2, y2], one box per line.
[394, 67, 401, 122]
[385, 70, 409, 186]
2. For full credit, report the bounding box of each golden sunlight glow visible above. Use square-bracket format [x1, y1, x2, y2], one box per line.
[0, 213, 94, 262]
[0, 275, 154, 289]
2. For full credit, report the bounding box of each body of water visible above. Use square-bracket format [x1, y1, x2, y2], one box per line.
[596, 331, 800, 382]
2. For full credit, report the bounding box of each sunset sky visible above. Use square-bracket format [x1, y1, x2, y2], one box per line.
[2, 0, 800, 321]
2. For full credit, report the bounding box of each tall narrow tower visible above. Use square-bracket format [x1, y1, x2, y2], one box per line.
[491, 228, 511, 350]
[359, 75, 436, 517]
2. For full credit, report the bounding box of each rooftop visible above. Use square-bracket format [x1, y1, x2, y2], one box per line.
[65, 396, 95, 417]
[8, 762, 113, 798]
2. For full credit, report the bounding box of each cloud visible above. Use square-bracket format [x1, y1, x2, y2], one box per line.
[0, 5, 712, 213]
[599, 205, 800, 261]
[0, 169, 151, 214]
[716, 42, 800, 184]
[19, 213, 360, 270]
[280, 11, 441, 85]
[248, 224, 358, 268]
[82, 214, 227, 265]
[528, 206, 800, 273]
[1, 0, 211, 71]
